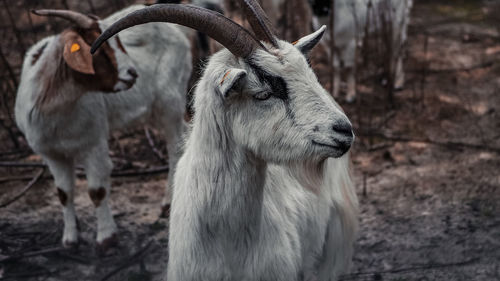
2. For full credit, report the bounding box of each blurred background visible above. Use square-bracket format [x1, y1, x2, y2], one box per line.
[0, 0, 499, 280]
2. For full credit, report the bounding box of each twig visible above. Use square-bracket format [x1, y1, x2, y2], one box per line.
[358, 131, 500, 154]
[339, 257, 480, 280]
[0, 270, 54, 280]
[0, 161, 46, 168]
[110, 165, 169, 177]
[408, 61, 494, 75]
[420, 32, 429, 109]
[100, 240, 154, 281]
[53, 252, 92, 264]
[329, 0, 336, 96]
[61, 0, 70, 9]
[0, 167, 45, 208]
[0, 118, 19, 149]
[86, 0, 96, 14]
[1, 0, 26, 55]
[0, 150, 32, 161]
[0, 165, 169, 183]
[144, 127, 166, 163]
[0, 246, 65, 263]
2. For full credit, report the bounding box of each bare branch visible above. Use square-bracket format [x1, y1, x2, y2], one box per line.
[0, 167, 45, 208]
[144, 127, 166, 163]
[99, 240, 154, 281]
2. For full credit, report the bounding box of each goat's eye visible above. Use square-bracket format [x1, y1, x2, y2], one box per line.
[253, 91, 271, 101]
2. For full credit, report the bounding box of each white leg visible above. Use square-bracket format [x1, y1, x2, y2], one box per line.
[161, 116, 186, 216]
[345, 67, 357, 103]
[45, 155, 78, 248]
[393, 55, 405, 90]
[83, 142, 117, 251]
[332, 55, 341, 99]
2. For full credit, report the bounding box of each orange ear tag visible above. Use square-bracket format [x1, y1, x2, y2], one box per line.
[70, 43, 81, 53]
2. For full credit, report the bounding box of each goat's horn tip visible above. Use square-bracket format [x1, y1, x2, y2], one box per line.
[90, 44, 98, 54]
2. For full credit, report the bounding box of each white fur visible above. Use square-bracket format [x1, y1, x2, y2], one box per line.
[15, 4, 191, 247]
[313, 0, 413, 102]
[168, 28, 358, 281]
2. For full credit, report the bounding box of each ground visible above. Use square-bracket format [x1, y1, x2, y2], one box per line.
[1, 1, 500, 281]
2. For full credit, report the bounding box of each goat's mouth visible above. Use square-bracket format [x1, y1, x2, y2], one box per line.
[312, 140, 351, 158]
[312, 140, 340, 149]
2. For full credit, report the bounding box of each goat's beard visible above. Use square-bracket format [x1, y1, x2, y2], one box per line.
[288, 158, 326, 195]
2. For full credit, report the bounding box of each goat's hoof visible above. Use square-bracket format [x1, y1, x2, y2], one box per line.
[160, 204, 171, 218]
[62, 238, 79, 250]
[96, 233, 118, 256]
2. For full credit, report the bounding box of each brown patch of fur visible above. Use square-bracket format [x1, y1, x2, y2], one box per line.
[34, 26, 120, 112]
[89, 187, 106, 207]
[57, 187, 68, 206]
[31, 42, 48, 66]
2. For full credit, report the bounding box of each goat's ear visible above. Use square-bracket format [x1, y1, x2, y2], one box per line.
[61, 30, 95, 75]
[293, 25, 327, 56]
[217, 68, 247, 99]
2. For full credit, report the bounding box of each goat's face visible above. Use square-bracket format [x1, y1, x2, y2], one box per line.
[60, 25, 137, 93]
[210, 26, 353, 164]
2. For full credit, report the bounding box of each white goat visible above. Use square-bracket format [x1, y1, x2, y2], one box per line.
[93, 1, 358, 280]
[313, 0, 413, 102]
[15, 5, 191, 250]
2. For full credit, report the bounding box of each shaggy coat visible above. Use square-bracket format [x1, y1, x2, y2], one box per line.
[168, 27, 358, 281]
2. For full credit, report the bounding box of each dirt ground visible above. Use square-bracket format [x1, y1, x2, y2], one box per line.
[1, 1, 500, 281]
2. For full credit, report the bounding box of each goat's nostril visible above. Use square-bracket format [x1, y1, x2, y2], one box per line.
[127, 68, 138, 78]
[332, 120, 353, 137]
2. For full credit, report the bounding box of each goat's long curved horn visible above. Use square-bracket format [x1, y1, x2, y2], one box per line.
[32, 9, 95, 29]
[91, 4, 264, 58]
[239, 0, 279, 48]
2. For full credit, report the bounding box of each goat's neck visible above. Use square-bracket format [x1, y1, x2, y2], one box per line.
[187, 104, 267, 236]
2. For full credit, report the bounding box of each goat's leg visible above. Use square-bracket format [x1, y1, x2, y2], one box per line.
[45, 156, 78, 248]
[160, 115, 186, 217]
[332, 55, 341, 99]
[345, 66, 356, 103]
[393, 55, 405, 91]
[83, 142, 117, 252]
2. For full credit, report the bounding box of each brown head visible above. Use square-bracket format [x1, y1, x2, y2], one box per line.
[33, 9, 138, 93]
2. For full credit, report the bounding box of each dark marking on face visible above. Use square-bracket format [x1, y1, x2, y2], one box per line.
[31, 42, 48, 66]
[57, 187, 68, 206]
[89, 187, 106, 207]
[246, 60, 289, 101]
[246, 59, 297, 125]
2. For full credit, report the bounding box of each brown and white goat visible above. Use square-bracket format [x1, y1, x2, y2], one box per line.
[15, 5, 191, 250]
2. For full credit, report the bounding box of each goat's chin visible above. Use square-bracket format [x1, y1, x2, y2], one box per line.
[113, 80, 135, 92]
[287, 159, 326, 195]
